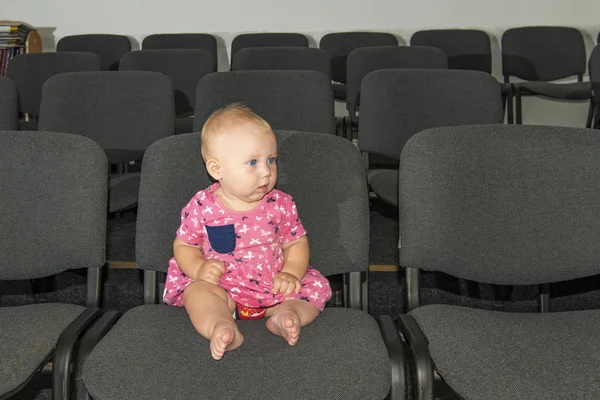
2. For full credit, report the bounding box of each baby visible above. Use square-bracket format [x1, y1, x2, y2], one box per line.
[163, 103, 332, 360]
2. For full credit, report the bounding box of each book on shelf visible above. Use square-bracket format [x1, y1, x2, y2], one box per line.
[0, 21, 40, 75]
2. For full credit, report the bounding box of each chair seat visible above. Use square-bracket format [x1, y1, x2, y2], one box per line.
[333, 82, 347, 101]
[175, 115, 194, 135]
[109, 173, 140, 213]
[518, 81, 591, 100]
[18, 119, 38, 131]
[0, 303, 85, 396]
[410, 304, 600, 400]
[83, 305, 391, 400]
[367, 169, 398, 206]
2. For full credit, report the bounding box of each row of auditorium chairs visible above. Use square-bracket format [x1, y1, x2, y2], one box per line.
[4, 121, 600, 399]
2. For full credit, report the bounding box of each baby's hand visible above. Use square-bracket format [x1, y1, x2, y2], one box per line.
[196, 260, 225, 285]
[272, 272, 302, 296]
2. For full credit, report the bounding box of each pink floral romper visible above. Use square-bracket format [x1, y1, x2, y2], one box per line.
[163, 183, 332, 313]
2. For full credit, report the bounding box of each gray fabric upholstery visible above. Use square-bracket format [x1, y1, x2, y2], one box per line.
[136, 131, 368, 276]
[518, 81, 591, 100]
[193, 71, 335, 135]
[502, 26, 586, 82]
[410, 29, 492, 73]
[175, 115, 194, 135]
[232, 47, 331, 79]
[367, 169, 398, 206]
[57, 34, 132, 71]
[346, 46, 448, 110]
[588, 46, 600, 115]
[5, 52, 101, 116]
[83, 306, 390, 400]
[39, 71, 175, 158]
[0, 303, 85, 396]
[359, 69, 503, 159]
[319, 32, 398, 84]
[332, 82, 346, 100]
[119, 49, 215, 115]
[142, 33, 217, 71]
[230, 32, 308, 62]
[400, 124, 600, 285]
[0, 131, 107, 279]
[0, 77, 18, 130]
[411, 304, 600, 400]
[109, 173, 140, 213]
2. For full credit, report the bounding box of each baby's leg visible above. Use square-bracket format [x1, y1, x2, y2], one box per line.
[265, 300, 319, 345]
[183, 280, 242, 360]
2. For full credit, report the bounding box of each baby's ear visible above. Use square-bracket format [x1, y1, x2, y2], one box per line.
[206, 158, 221, 180]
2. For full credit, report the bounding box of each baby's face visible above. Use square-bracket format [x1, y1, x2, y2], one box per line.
[212, 122, 278, 208]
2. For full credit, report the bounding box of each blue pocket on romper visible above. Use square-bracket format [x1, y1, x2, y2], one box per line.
[205, 224, 236, 254]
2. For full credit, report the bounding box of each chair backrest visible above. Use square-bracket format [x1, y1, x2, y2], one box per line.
[230, 33, 308, 62]
[6, 52, 101, 116]
[400, 124, 600, 285]
[0, 77, 18, 130]
[231, 47, 331, 79]
[0, 131, 107, 280]
[590, 45, 600, 115]
[501, 26, 586, 82]
[193, 70, 335, 135]
[346, 46, 448, 110]
[141, 33, 217, 70]
[410, 29, 492, 73]
[38, 71, 175, 161]
[319, 32, 399, 84]
[359, 69, 503, 159]
[119, 49, 215, 116]
[136, 131, 368, 276]
[57, 34, 132, 71]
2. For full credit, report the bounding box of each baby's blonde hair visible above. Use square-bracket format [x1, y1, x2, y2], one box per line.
[200, 103, 273, 162]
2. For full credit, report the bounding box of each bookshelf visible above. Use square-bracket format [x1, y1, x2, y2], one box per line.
[0, 20, 42, 76]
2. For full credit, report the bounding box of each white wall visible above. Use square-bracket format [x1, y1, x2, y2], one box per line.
[4, 0, 600, 126]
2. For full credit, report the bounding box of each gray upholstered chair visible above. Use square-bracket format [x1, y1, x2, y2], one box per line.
[0, 77, 18, 130]
[502, 26, 592, 125]
[38, 71, 175, 213]
[0, 131, 107, 399]
[319, 32, 399, 102]
[232, 47, 331, 79]
[230, 32, 308, 65]
[346, 46, 448, 139]
[5, 52, 101, 130]
[193, 70, 336, 135]
[589, 45, 600, 129]
[142, 33, 217, 71]
[57, 34, 132, 71]
[78, 131, 405, 400]
[398, 124, 600, 400]
[119, 49, 215, 134]
[358, 69, 503, 206]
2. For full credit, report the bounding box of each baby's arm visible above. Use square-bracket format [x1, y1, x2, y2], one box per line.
[272, 236, 310, 295]
[173, 237, 224, 284]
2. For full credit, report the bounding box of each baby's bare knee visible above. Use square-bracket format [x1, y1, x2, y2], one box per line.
[183, 280, 228, 303]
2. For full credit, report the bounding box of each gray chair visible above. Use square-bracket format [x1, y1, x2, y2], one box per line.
[57, 34, 132, 71]
[5, 52, 101, 130]
[38, 71, 175, 213]
[359, 69, 503, 206]
[0, 77, 18, 130]
[230, 32, 308, 65]
[501, 26, 592, 125]
[346, 46, 448, 138]
[590, 45, 600, 129]
[319, 32, 399, 101]
[78, 131, 404, 400]
[141, 33, 217, 71]
[119, 49, 215, 134]
[398, 124, 600, 400]
[193, 70, 336, 135]
[232, 47, 331, 79]
[0, 131, 107, 399]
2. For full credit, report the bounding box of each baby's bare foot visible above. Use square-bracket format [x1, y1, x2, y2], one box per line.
[266, 310, 300, 345]
[210, 321, 244, 360]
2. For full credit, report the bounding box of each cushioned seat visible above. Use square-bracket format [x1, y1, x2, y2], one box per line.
[518, 81, 591, 100]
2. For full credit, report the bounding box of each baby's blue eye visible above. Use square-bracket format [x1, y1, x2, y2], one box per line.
[248, 159, 257, 166]
[268, 157, 276, 165]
